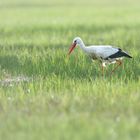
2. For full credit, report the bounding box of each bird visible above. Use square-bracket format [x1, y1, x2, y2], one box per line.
[68, 37, 132, 76]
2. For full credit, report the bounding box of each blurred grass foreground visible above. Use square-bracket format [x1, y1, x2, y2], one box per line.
[0, 0, 140, 140]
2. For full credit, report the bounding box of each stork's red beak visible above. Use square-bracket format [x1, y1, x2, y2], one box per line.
[68, 42, 76, 55]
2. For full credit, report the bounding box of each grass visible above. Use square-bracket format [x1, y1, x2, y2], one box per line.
[0, 0, 140, 139]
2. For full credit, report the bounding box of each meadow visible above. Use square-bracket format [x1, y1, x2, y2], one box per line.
[0, 0, 140, 139]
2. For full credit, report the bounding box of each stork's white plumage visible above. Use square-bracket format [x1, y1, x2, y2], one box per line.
[68, 37, 132, 76]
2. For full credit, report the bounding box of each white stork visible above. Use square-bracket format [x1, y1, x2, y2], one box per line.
[68, 37, 132, 76]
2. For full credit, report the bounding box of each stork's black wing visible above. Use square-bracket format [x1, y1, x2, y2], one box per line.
[105, 48, 132, 60]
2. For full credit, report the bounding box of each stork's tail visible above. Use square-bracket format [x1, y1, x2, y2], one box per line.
[107, 48, 133, 59]
[121, 50, 132, 58]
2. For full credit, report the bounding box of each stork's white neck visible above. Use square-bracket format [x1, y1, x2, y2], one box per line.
[78, 41, 87, 52]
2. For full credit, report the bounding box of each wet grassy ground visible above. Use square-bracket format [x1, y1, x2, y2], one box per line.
[0, 0, 140, 139]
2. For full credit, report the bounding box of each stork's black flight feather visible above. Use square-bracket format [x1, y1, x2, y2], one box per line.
[105, 48, 132, 60]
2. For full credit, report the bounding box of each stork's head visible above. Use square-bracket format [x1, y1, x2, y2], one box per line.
[68, 37, 82, 55]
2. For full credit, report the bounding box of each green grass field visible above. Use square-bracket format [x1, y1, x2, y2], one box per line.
[0, 0, 140, 139]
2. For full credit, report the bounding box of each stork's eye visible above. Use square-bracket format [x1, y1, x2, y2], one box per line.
[74, 40, 77, 43]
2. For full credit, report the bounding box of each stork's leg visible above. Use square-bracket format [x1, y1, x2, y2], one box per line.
[110, 60, 122, 75]
[102, 65, 104, 76]
[101, 63, 105, 77]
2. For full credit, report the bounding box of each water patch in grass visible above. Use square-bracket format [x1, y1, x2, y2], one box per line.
[0, 75, 31, 87]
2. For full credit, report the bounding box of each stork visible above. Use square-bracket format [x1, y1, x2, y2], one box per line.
[68, 37, 132, 76]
